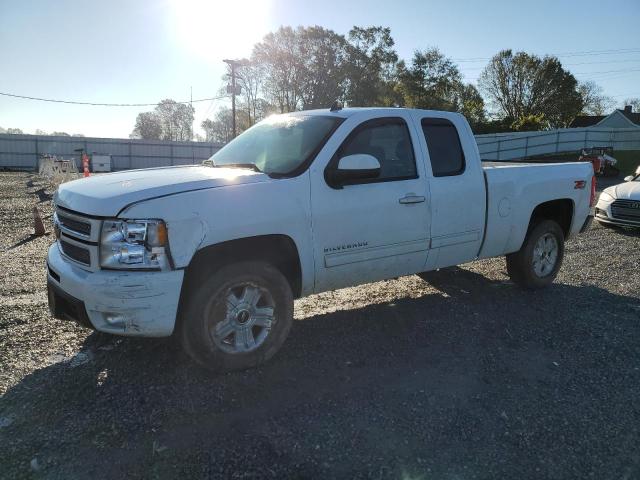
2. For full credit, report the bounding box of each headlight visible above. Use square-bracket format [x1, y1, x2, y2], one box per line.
[100, 219, 170, 270]
[598, 191, 615, 203]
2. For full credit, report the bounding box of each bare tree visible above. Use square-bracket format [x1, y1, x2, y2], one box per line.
[224, 60, 267, 126]
[578, 81, 614, 115]
[623, 98, 640, 112]
[131, 111, 163, 140]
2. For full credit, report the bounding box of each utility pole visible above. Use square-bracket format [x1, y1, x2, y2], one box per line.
[223, 59, 243, 138]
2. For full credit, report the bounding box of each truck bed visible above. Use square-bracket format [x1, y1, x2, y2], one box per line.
[478, 160, 593, 259]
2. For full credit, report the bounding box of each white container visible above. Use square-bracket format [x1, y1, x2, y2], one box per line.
[91, 154, 111, 172]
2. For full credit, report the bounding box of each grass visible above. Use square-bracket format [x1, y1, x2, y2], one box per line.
[526, 150, 640, 176]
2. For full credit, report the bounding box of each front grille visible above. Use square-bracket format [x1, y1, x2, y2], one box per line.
[57, 212, 92, 236]
[60, 240, 91, 265]
[611, 200, 640, 221]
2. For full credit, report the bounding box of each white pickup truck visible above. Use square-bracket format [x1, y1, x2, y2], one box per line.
[47, 108, 595, 371]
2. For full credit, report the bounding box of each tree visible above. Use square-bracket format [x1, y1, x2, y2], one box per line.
[578, 81, 614, 115]
[131, 111, 163, 140]
[155, 99, 195, 141]
[395, 48, 462, 110]
[0, 126, 5, 134]
[6, 127, 23, 134]
[297, 26, 348, 109]
[394, 49, 485, 125]
[253, 26, 305, 113]
[452, 83, 486, 127]
[51, 131, 70, 136]
[344, 26, 398, 106]
[130, 100, 194, 141]
[224, 60, 267, 127]
[201, 107, 250, 144]
[479, 50, 584, 128]
[623, 98, 640, 112]
[511, 114, 547, 131]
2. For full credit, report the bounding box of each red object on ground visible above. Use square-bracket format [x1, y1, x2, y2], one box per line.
[82, 153, 90, 177]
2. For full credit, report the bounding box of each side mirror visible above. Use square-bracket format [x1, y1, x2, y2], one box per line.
[624, 176, 634, 182]
[326, 154, 381, 188]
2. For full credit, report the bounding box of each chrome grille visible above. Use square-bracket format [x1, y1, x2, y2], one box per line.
[54, 206, 102, 270]
[57, 213, 91, 236]
[611, 200, 640, 221]
[60, 240, 91, 265]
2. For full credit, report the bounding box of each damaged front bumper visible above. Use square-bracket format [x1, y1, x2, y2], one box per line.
[46, 243, 184, 337]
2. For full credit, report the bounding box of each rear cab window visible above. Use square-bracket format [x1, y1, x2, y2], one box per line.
[421, 118, 465, 177]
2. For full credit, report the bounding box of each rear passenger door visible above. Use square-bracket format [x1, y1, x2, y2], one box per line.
[412, 113, 486, 268]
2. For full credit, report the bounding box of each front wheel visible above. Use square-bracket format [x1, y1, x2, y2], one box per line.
[179, 261, 294, 372]
[506, 220, 565, 289]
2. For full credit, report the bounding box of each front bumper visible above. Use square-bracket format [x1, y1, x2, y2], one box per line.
[595, 201, 640, 228]
[47, 243, 184, 337]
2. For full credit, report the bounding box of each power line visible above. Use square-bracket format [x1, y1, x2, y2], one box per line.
[458, 57, 640, 72]
[0, 91, 227, 107]
[453, 47, 640, 63]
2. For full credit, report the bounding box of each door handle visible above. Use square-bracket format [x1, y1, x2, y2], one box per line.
[399, 195, 426, 204]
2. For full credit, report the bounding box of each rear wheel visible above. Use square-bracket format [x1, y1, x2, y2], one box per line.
[506, 220, 565, 289]
[179, 261, 294, 372]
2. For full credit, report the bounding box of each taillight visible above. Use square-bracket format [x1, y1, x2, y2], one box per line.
[590, 175, 597, 207]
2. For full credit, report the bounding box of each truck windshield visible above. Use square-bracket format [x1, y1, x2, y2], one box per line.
[209, 114, 342, 176]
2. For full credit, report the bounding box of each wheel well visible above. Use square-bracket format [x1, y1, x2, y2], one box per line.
[528, 199, 574, 238]
[182, 234, 303, 299]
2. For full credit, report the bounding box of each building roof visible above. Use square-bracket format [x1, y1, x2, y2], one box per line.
[620, 109, 640, 125]
[570, 107, 640, 128]
[570, 115, 606, 128]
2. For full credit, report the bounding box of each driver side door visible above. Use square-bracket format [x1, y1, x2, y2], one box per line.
[309, 115, 431, 293]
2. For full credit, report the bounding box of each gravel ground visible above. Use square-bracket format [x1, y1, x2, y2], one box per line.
[0, 171, 639, 479]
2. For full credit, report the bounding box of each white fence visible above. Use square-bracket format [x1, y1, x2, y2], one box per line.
[475, 127, 640, 161]
[0, 133, 223, 171]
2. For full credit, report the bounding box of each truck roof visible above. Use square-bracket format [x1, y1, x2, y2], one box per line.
[288, 107, 463, 119]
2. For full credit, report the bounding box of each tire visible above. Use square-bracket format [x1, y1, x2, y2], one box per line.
[506, 220, 565, 289]
[179, 261, 294, 372]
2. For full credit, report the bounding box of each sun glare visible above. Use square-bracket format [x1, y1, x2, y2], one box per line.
[170, 0, 271, 60]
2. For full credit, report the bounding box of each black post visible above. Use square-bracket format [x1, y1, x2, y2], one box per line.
[224, 59, 242, 139]
[231, 62, 237, 138]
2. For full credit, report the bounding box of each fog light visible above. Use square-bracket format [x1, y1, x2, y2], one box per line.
[104, 313, 125, 326]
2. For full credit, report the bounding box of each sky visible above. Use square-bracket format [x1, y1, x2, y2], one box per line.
[1, 0, 639, 138]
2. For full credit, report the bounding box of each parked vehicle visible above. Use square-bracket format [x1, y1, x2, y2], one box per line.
[579, 147, 620, 177]
[595, 165, 640, 228]
[47, 108, 595, 371]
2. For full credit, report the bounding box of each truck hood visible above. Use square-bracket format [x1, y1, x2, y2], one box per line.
[54, 165, 269, 216]
[604, 180, 640, 201]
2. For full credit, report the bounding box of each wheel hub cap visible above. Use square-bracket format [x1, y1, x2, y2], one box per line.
[209, 283, 275, 354]
[532, 233, 559, 278]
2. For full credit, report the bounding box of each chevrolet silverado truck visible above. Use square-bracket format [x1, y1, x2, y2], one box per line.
[47, 108, 595, 371]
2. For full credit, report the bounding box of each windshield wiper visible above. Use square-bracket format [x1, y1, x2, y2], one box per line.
[211, 162, 263, 173]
